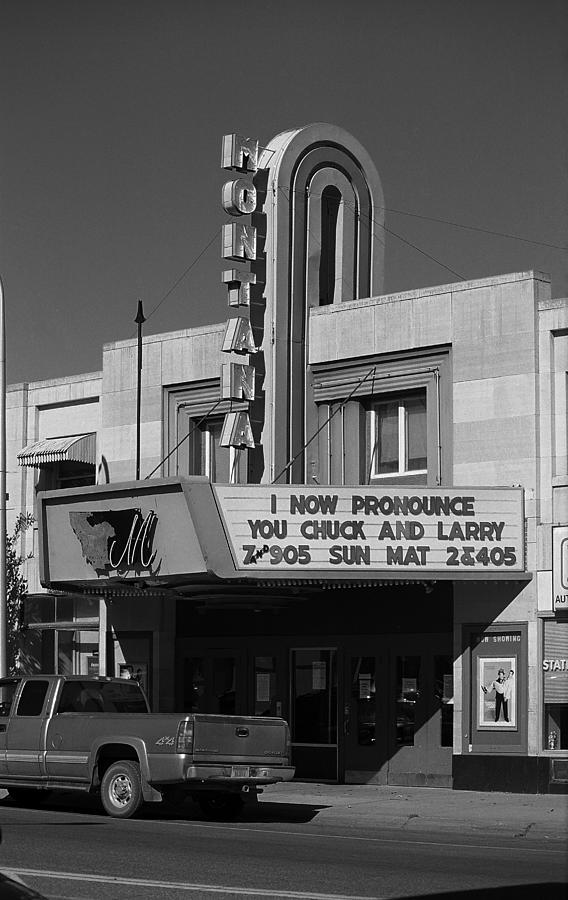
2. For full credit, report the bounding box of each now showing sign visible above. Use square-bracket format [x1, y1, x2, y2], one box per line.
[214, 485, 525, 575]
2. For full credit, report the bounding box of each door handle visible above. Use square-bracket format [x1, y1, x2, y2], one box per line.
[235, 727, 249, 737]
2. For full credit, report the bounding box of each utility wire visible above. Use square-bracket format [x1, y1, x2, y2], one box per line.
[145, 227, 222, 322]
[381, 206, 568, 251]
[324, 193, 464, 280]
[281, 186, 567, 252]
[281, 184, 463, 281]
[272, 366, 377, 484]
[372, 216, 465, 280]
[128, 226, 221, 340]
[277, 186, 363, 299]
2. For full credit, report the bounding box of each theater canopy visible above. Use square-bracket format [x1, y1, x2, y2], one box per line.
[37, 478, 529, 593]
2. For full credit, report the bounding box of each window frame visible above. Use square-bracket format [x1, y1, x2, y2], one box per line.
[165, 381, 249, 483]
[200, 419, 240, 485]
[368, 390, 428, 480]
[309, 348, 451, 487]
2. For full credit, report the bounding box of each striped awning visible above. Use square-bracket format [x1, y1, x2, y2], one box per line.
[17, 434, 96, 468]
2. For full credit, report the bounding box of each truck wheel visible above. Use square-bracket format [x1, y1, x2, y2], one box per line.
[100, 761, 143, 819]
[197, 793, 244, 819]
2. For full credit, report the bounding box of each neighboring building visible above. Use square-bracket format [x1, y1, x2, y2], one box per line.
[6, 124, 568, 792]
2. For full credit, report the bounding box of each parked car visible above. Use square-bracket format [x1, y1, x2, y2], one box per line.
[0, 675, 294, 819]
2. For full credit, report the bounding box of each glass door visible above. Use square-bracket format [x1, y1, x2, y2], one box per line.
[182, 650, 245, 715]
[387, 634, 453, 786]
[290, 647, 338, 781]
[343, 651, 388, 780]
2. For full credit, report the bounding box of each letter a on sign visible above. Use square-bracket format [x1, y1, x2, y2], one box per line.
[222, 317, 257, 354]
[220, 411, 255, 448]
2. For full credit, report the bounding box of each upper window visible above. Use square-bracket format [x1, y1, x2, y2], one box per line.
[369, 392, 427, 479]
[36, 460, 96, 493]
[319, 186, 342, 306]
[188, 418, 240, 484]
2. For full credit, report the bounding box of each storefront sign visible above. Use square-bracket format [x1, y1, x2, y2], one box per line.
[220, 132, 265, 450]
[69, 508, 157, 575]
[552, 526, 568, 611]
[214, 485, 525, 573]
[543, 620, 568, 703]
[38, 479, 222, 585]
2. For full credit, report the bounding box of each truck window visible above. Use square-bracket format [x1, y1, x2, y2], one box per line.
[0, 679, 20, 717]
[57, 681, 86, 713]
[99, 681, 148, 713]
[57, 680, 148, 714]
[16, 680, 49, 716]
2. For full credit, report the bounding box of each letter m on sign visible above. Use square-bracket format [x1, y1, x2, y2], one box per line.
[221, 134, 259, 172]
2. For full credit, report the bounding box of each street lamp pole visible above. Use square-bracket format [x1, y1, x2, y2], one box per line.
[135, 300, 146, 481]
[0, 276, 7, 677]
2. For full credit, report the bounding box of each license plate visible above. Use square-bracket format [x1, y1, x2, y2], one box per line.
[231, 766, 250, 777]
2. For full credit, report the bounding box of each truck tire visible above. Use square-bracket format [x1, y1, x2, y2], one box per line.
[100, 761, 143, 819]
[197, 793, 244, 819]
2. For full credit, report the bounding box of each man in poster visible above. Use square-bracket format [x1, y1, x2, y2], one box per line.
[482, 668, 515, 722]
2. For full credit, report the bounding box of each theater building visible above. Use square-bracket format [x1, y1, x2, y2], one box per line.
[7, 124, 568, 792]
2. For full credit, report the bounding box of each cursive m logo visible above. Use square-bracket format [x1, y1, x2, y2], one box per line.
[70, 507, 160, 575]
[109, 510, 157, 571]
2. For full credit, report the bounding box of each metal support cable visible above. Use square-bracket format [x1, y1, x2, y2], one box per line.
[145, 398, 223, 480]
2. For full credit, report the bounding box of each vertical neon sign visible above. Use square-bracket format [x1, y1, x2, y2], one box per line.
[219, 133, 265, 452]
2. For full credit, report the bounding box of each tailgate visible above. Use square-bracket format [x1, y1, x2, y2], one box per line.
[192, 715, 288, 765]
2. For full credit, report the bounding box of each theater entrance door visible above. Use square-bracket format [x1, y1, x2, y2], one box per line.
[344, 634, 453, 786]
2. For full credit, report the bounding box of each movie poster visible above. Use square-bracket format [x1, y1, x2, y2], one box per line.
[477, 656, 517, 729]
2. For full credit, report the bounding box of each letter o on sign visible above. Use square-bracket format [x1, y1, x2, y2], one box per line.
[222, 179, 257, 216]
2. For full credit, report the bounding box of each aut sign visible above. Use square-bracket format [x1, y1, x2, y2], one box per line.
[553, 526, 568, 611]
[214, 485, 525, 575]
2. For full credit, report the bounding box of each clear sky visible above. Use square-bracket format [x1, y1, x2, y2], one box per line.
[1, 0, 566, 385]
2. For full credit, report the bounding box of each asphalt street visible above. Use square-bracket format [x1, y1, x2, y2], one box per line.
[0, 784, 566, 899]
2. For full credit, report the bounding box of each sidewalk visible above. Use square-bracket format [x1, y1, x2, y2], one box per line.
[1, 783, 567, 841]
[259, 781, 568, 841]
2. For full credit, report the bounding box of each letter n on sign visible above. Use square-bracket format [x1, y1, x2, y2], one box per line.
[221, 363, 255, 401]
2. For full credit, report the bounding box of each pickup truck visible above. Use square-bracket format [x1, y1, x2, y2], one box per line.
[0, 675, 294, 819]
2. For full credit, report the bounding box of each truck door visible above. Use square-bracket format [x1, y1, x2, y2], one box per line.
[6, 679, 51, 780]
[0, 679, 20, 777]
